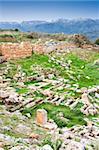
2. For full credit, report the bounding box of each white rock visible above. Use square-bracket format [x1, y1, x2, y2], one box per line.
[0, 90, 9, 98]
[48, 74, 54, 79]
[0, 148, 4, 150]
[15, 124, 32, 135]
[10, 145, 30, 150]
[88, 88, 97, 93]
[95, 93, 99, 98]
[41, 144, 53, 150]
[0, 76, 3, 83]
[65, 141, 84, 150]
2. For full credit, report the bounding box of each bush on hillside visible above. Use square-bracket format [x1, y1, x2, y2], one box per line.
[95, 38, 99, 45]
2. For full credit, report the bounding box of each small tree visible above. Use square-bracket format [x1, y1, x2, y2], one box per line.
[15, 28, 19, 32]
[95, 38, 99, 45]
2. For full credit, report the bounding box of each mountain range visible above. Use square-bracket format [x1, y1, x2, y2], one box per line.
[0, 19, 99, 41]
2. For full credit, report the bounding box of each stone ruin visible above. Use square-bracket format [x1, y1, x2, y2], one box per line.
[0, 40, 77, 59]
[0, 42, 32, 60]
[32, 40, 77, 54]
[0, 34, 98, 60]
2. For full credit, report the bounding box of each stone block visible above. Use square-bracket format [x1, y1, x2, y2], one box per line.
[36, 109, 47, 125]
[81, 93, 90, 106]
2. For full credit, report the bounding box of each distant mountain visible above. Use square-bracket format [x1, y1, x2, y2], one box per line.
[0, 19, 99, 41]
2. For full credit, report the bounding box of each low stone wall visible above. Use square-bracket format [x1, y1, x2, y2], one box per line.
[33, 44, 45, 54]
[0, 40, 94, 60]
[0, 42, 32, 59]
[32, 41, 77, 54]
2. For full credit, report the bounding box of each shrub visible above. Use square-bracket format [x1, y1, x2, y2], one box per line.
[95, 38, 99, 45]
[14, 28, 19, 32]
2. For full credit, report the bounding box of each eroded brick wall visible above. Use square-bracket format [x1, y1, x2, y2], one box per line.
[0, 42, 32, 59]
[0, 41, 80, 60]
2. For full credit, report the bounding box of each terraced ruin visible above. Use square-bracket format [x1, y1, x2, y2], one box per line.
[0, 31, 99, 150]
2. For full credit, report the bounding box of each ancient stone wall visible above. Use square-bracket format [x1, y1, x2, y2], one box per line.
[0, 42, 32, 59]
[32, 41, 77, 54]
[32, 44, 45, 54]
[0, 40, 90, 60]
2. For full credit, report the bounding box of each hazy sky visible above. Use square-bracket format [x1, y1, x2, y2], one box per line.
[0, 1, 99, 22]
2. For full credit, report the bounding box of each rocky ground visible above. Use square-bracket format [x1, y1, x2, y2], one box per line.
[0, 48, 99, 150]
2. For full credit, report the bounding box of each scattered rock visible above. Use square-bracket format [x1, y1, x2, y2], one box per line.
[41, 144, 53, 150]
[94, 59, 99, 66]
[41, 89, 53, 97]
[15, 124, 32, 135]
[29, 133, 39, 139]
[81, 93, 90, 106]
[36, 109, 47, 126]
[0, 56, 6, 64]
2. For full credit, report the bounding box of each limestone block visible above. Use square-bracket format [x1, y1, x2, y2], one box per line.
[81, 93, 90, 106]
[36, 109, 47, 125]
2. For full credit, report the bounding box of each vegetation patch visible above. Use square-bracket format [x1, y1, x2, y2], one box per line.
[22, 103, 86, 128]
[16, 88, 29, 94]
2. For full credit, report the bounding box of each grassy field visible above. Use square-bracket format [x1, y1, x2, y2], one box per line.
[6, 51, 99, 88]
[22, 102, 86, 128]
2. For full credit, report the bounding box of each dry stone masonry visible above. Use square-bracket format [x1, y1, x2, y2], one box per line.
[0, 42, 32, 59]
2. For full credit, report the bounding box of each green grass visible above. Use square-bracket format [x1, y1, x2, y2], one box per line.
[24, 80, 40, 85]
[41, 84, 52, 90]
[2, 52, 98, 101]
[16, 54, 60, 71]
[34, 91, 46, 98]
[15, 53, 99, 88]
[22, 102, 86, 128]
[16, 88, 29, 94]
[62, 53, 99, 87]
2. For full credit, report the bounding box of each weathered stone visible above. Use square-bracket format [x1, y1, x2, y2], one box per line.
[10, 145, 30, 150]
[0, 133, 14, 145]
[41, 144, 53, 150]
[29, 133, 39, 139]
[36, 109, 47, 125]
[0, 76, 3, 83]
[15, 124, 32, 135]
[41, 89, 53, 97]
[0, 56, 5, 64]
[48, 74, 54, 79]
[88, 87, 97, 93]
[81, 87, 88, 93]
[81, 93, 90, 106]
[94, 59, 99, 66]
[0, 142, 4, 148]
[16, 82, 25, 88]
[0, 148, 4, 150]
[36, 76, 45, 81]
[0, 90, 9, 99]
[95, 93, 99, 98]
[44, 122, 57, 130]
[65, 141, 85, 150]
